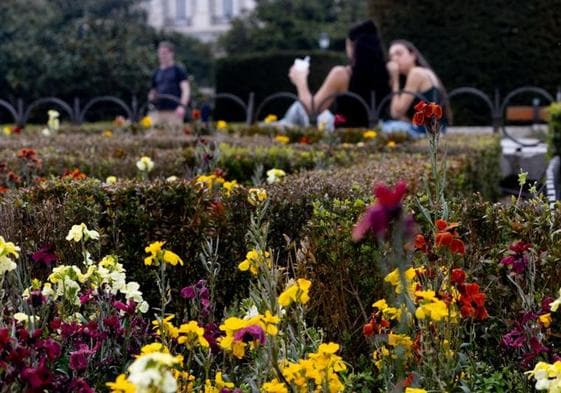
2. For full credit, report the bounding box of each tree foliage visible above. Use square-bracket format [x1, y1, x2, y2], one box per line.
[219, 0, 368, 54]
[369, 0, 561, 96]
[0, 0, 212, 104]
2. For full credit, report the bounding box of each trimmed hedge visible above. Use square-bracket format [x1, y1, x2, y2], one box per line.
[214, 50, 346, 121]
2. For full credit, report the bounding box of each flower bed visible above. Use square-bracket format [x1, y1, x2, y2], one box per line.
[3, 112, 558, 391]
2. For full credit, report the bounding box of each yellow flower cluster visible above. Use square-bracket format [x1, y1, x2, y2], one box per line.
[177, 320, 209, 349]
[203, 372, 235, 393]
[238, 249, 271, 275]
[263, 343, 347, 393]
[526, 360, 561, 391]
[195, 174, 225, 190]
[247, 188, 268, 206]
[278, 279, 312, 307]
[405, 388, 428, 393]
[372, 298, 401, 321]
[372, 332, 414, 370]
[414, 290, 449, 322]
[0, 236, 20, 276]
[362, 130, 378, 139]
[384, 267, 420, 296]
[218, 311, 280, 359]
[152, 315, 180, 339]
[140, 115, 152, 128]
[216, 120, 228, 129]
[264, 114, 278, 123]
[274, 135, 290, 144]
[144, 241, 183, 266]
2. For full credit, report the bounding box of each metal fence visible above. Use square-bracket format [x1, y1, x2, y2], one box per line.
[1, 86, 560, 146]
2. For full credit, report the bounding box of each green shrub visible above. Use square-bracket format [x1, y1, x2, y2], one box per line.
[547, 102, 561, 159]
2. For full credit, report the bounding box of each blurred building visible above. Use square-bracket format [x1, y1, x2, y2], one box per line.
[143, 0, 255, 42]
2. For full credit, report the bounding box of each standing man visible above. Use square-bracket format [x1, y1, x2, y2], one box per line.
[148, 41, 190, 127]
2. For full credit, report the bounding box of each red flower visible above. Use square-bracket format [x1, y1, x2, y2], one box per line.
[362, 322, 374, 336]
[192, 109, 201, 120]
[450, 268, 466, 285]
[411, 100, 443, 133]
[412, 111, 425, 126]
[458, 282, 488, 320]
[298, 135, 311, 144]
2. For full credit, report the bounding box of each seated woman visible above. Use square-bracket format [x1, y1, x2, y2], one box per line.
[383, 39, 450, 136]
[278, 19, 389, 130]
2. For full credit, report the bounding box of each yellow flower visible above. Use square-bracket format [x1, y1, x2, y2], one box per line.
[222, 180, 238, 197]
[363, 130, 377, 139]
[539, 313, 552, 328]
[262, 379, 288, 393]
[372, 299, 388, 310]
[178, 321, 209, 348]
[152, 314, 179, 339]
[138, 342, 169, 356]
[274, 135, 290, 144]
[387, 333, 413, 350]
[106, 374, 136, 393]
[387, 140, 397, 148]
[196, 174, 225, 190]
[550, 288, 561, 312]
[384, 267, 417, 295]
[247, 188, 267, 206]
[3, 126, 12, 135]
[415, 293, 449, 322]
[278, 278, 312, 307]
[264, 114, 278, 124]
[105, 176, 117, 185]
[216, 120, 228, 129]
[144, 241, 183, 266]
[260, 311, 280, 336]
[405, 388, 427, 393]
[238, 249, 270, 275]
[102, 129, 113, 137]
[214, 372, 234, 390]
[140, 115, 152, 128]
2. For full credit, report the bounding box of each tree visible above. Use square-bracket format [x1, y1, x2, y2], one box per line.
[0, 0, 213, 105]
[369, 0, 561, 95]
[219, 0, 368, 54]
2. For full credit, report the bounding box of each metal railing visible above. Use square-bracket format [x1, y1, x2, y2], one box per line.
[1, 86, 560, 146]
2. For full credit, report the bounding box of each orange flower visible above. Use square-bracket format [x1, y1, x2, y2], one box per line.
[434, 219, 465, 255]
[192, 109, 201, 120]
[62, 168, 87, 180]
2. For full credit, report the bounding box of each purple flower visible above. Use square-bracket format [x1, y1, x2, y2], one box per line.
[68, 378, 95, 393]
[180, 286, 196, 299]
[20, 358, 52, 389]
[352, 181, 409, 241]
[31, 243, 58, 267]
[233, 325, 266, 345]
[69, 344, 94, 371]
[37, 338, 61, 361]
[500, 241, 532, 274]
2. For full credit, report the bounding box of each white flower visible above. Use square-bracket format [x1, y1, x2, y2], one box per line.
[0, 255, 17, 275]
[266, 168, 286, 184]
[13, 312, 40, 325]
[136, 156, 155, 172]
[65, 223, 100, 242]
[47, 110, 60, 132]
[138, 301, 149, 313]
[127, 353, 180, 393]
[41, 128, 52, 136]
[166, 176, 178, 182]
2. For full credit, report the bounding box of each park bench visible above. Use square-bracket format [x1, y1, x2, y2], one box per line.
[505, 105, 549, 123]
